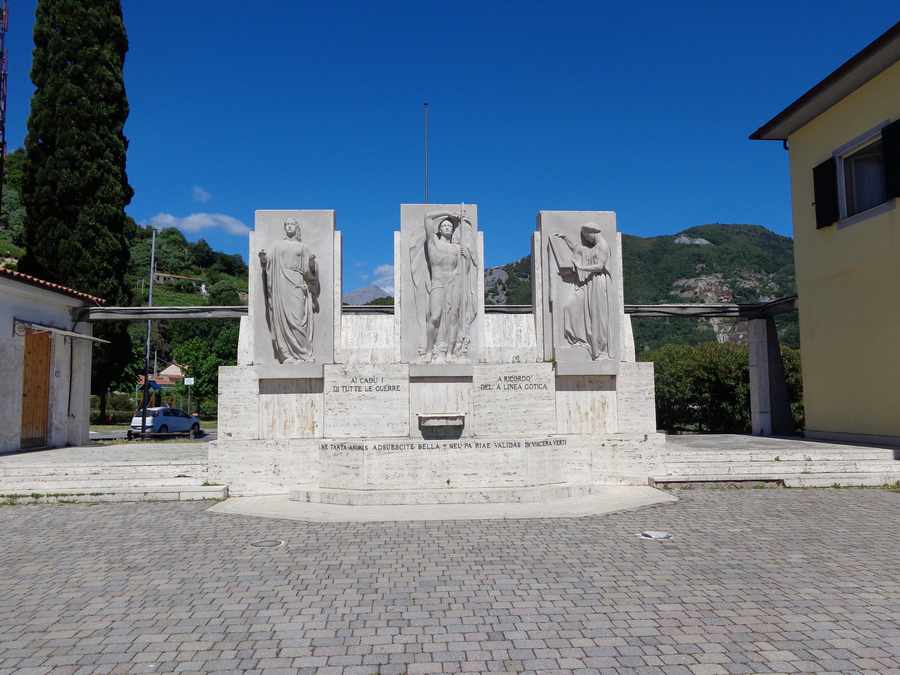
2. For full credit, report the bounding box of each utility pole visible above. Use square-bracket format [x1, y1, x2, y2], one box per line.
[423, 101, 429, 204]
[139, 228, 157, 438]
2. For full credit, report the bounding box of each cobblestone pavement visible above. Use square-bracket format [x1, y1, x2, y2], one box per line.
[1, 488, 898, 674]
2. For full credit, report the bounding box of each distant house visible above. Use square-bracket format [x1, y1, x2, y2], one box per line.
[0, 268, 104, 451]
[156, 363, 185, 386]
[138, 363, 185, 389]
[153, 272, 204, 289]
[751, 21, 900, 445]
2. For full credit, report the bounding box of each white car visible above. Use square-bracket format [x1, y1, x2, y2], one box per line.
[128, 407, 202, 439]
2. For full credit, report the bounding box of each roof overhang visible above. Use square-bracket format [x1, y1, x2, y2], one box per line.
[0, 267, 106, 305]
[750, 21, 900, 141]
[13, 319, 110, 344]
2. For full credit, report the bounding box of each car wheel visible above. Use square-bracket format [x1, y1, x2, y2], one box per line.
[126, 430, 133, 440]
[191, 423, 200, 439]
[158, 425, 169, 434]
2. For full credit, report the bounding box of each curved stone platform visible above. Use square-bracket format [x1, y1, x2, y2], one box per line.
[207, 486, 677, 522]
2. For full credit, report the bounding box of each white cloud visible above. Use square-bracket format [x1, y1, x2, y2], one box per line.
[191, 186, 212, 203]
[372, 264, 394, 294]
[148, 212, 250, 237]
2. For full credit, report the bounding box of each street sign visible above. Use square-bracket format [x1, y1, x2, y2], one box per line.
[184, 377, 195, 386]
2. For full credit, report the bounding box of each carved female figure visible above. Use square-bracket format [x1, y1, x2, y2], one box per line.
[410, 209, 478, 363]
[550, 225, 612, 360]
[258, 218, 320, 363]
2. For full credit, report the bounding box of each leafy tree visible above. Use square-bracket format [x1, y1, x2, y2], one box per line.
[648, 341, 803, 433]
[171, 322, 238, 415]
[155, 228, 194, 274]
[1, 148, 27, 243]
[649, 342, 750, 432]
[191, 239, 215, 268]
[19, 0, 135, 419]
[691, 342, 751, 432]
[211, 251, 247, 277]
[647, 344, 700, 431]
[366, 296, 394, 306]
[208, 280, 240, 306]
[781, 346, 804, 432]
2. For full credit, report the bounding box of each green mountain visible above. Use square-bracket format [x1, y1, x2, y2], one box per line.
[485, 224, 797, 352]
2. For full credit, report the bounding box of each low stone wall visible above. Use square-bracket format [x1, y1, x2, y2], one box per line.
[209, 431, 665, 502]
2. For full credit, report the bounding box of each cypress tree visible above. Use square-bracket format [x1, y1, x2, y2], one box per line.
[21, 0, 135, 417]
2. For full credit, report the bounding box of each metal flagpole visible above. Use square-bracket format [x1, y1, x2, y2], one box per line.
[140, 228, 157, 438]
[423, 101, 429, 204]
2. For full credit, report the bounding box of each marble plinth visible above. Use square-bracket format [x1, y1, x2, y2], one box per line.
[210, 431, 665, 501]
[218, 203, 663, 508]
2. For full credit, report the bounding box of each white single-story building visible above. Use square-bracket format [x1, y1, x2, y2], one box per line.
[0, 268, 104, 452]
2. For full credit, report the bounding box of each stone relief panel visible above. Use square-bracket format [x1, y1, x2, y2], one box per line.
[400, 204, 482, 364]
[251, 210, 334, 366]
[538, 211, 621, 374]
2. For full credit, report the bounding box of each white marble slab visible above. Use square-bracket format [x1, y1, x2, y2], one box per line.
[473, 363, 556, 435]
[258, 378, 323, 439]
[324, 364, 410, 437]
[616, 362, 657, 433]
[555, 374, 618, 434]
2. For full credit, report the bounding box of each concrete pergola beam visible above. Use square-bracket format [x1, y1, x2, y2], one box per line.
[80, 295, 800, 438]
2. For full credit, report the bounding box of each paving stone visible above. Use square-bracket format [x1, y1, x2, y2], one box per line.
[0, 489, 898, 673]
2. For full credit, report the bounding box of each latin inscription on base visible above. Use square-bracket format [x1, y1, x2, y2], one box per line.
[321, 437, 569, 454]
[324, 364, 410, 437]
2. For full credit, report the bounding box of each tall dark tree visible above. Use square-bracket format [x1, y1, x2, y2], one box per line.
[20, 0, 135, 418]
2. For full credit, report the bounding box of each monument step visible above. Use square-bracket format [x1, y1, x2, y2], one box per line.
[0, 462, 208, 479]
[652, 470, 900, 487]
[663, 449, 898, 463]
[0, 476, 216, 491]
[658, 459, 900, 477]
[0, 484, 227, 503]
[784, 473, 900, 487]
[290, 480, 650, 506]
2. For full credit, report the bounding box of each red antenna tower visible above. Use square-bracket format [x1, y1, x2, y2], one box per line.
[0, 0, 7, 205]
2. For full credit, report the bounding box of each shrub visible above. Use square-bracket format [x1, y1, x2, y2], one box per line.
[648, 341, 803, 433]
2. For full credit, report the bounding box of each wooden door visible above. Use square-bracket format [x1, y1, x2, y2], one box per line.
[20, 329, 52, 449]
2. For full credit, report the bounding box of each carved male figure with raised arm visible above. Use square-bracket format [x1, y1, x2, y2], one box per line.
[413, 207, 478, 363]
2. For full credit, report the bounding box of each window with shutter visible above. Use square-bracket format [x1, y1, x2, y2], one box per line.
[883, 118, 900, 200]
[818, 120, 899, 228]
[813, 157, 839, 228]
[843, 139, 886, 216]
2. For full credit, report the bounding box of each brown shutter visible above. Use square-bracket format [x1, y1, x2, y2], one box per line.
[813, 157, 839, 228]
[882, 118, 900, 200]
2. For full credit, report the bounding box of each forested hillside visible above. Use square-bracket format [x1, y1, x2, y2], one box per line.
[484, 224, 797, 352]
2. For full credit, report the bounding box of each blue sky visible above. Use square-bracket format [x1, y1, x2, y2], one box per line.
[5, 2, 897, 292]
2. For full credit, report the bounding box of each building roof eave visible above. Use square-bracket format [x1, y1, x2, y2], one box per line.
[0, 267, 106, 305]
[750, 21, 900, 141]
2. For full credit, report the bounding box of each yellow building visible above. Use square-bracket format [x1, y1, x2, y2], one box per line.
[752, 21, 900, 445]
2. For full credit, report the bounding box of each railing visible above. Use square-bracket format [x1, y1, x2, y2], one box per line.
[80, 295, 798, 322]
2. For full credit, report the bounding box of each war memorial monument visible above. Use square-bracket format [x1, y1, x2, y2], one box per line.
[209, 205, 663, 503]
